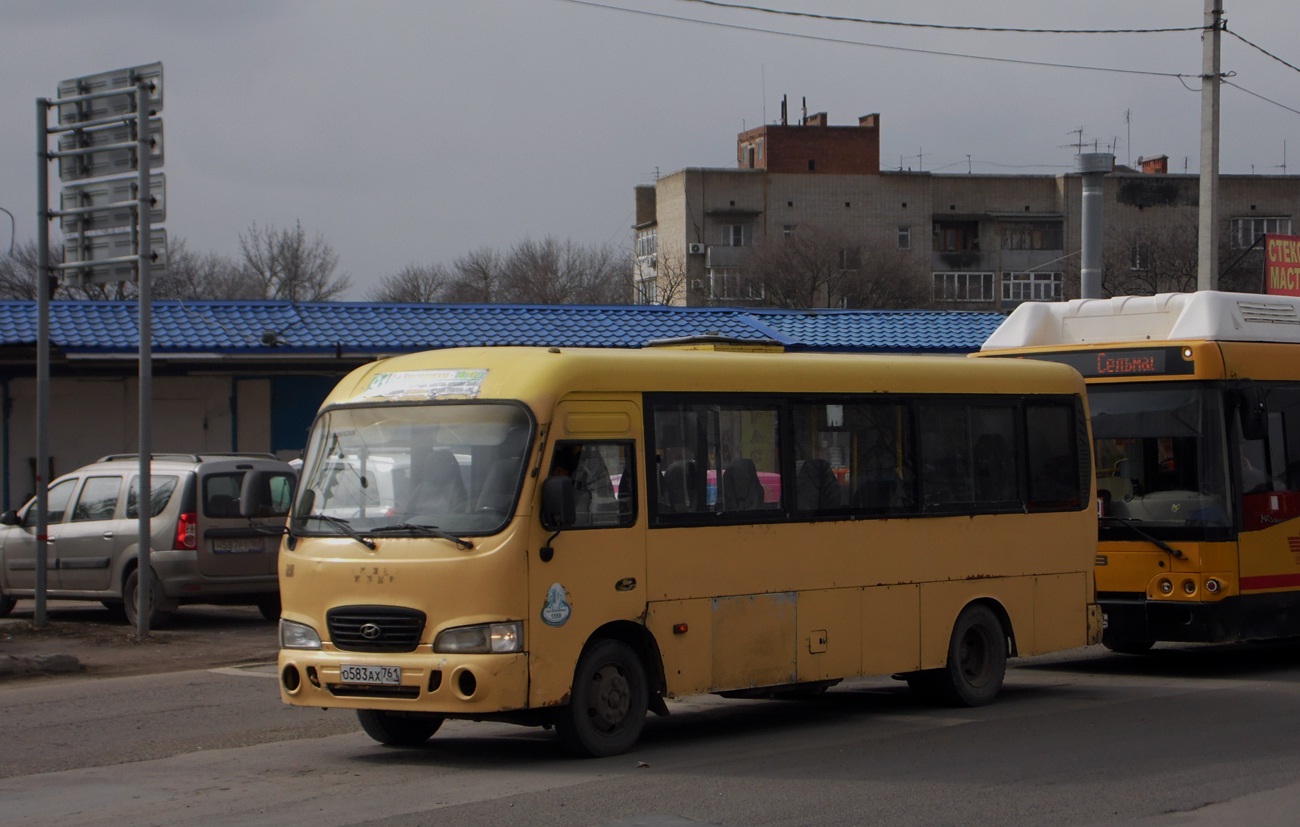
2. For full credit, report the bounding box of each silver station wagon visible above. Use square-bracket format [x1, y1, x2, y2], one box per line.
[0, 453, 296, 626]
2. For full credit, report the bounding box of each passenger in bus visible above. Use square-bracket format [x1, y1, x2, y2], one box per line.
[660, 459, 699, 513]
[405, 447, 468, 514]
[797, 458, 841, 512]
[722, 457, 765, 511]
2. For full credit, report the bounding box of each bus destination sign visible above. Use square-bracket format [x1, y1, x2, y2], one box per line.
[1010, 347, 1194, 378]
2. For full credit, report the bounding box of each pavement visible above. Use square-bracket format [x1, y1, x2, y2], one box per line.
[0, 600, 279, 681]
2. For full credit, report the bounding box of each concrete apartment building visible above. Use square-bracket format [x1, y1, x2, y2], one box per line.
[633, 108, 1300, 310]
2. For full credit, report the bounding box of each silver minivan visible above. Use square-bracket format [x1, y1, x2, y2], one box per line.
[0, 453, 295, 626]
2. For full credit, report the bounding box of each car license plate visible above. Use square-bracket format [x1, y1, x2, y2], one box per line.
[212, 539, 263, 554]
[340, 664, 401, 685]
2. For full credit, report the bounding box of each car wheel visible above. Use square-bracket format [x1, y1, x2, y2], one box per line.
[123, 568, 174, 629]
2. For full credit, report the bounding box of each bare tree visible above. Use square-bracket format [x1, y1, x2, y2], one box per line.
[1102, 219, 1197, 296]
[239, 221, 350, 301]
[154, 237, 255, 300]
[0, 240, 47, 299]
[443, 247, 502, 303]
[368, 263, 454, 303]
[743, 225, 848, 308]
[638, 248, 689, 306]
[498, 237, 630, 305]
[838, 246, 931, 309]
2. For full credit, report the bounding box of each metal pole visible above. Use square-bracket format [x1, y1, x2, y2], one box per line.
[34, 99, 50, 629]
[135, 78, 153, 639]
[1077, 153, 1113, 299]
[1197, 0, 1223, 291]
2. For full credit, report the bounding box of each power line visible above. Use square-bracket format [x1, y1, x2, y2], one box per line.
[557, 0, 1196, 80]
[674, 0, 1206, 35]
[1223, 80, 1300, 118]
[1224, 27, 1300, 75]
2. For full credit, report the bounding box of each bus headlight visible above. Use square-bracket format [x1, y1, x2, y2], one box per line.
[434, 621, 524, 654]
[280, 619, 322, 650]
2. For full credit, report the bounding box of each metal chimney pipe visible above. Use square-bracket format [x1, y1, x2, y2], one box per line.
[1077, 153, 1114, 299]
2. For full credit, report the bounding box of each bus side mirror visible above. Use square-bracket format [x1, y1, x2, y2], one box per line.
[1238, 387, 1267, 441]
[240, 470, 298, 519]
[540, 476, 577, 531]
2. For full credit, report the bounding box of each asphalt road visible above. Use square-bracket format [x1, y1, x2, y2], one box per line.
[5, 641, 1300, 826]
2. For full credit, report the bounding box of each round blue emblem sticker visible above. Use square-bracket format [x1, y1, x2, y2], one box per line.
[541, 582, 572, 627]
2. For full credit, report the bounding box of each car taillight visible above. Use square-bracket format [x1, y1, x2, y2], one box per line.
[175, 512, 197, 550]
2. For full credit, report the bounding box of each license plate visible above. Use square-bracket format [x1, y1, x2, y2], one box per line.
[340, 664, 401, 685]
[213, 539, 263, 554]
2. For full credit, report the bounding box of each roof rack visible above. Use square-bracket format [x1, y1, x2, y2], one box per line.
[96, 452, 281, 463]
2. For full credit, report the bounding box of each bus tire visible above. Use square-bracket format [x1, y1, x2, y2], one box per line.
[356, 709, 443, 746]
[916, 604, 1007, 707]
[556, 639, 648, 758]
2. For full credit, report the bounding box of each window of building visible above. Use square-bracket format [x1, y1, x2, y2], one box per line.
[933, 221, 980, 252]
[721, 224, 753, 247]
[1001, 271, 1063, 303]
[782, 224, 796, 239]
[898, 225, 911, 250]
[1231, 217, 1292, 250]
[933, 272, 994, 302]
[839, 247, 862, 272]
[708, 269, 763, 301]
[1000, 221, 1063, 251]
[1129, 241, 1150, 271]
[635, 274, 658, 304]
[634, 228, 657, 259]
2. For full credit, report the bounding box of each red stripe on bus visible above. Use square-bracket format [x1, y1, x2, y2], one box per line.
[1240, 573, 1300, 592]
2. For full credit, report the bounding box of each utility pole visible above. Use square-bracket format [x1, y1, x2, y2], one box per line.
[1197, 0, 1223, 291]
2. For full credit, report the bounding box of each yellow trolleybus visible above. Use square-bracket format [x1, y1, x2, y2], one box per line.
[981, 291, 1300, 653]
[273, 345, 1099, 756]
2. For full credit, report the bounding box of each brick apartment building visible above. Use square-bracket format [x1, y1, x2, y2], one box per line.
[633, 107, 1299, 310]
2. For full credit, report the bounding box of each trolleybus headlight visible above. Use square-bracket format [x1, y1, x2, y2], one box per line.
[434, 621, 524, 654]
[280, 619, 322, 650]
[1158, 578, 1174, 595]
[1205, 578, 1222, 594]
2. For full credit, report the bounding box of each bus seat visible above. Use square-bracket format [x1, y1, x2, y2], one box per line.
[722, 458, 765, 511]
[406, 447, 468, 514]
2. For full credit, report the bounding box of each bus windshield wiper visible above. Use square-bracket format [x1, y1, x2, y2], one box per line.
[299, 513, 376, 550]
[1099, 515, 1185, 560]
[367, 523, 474, 550]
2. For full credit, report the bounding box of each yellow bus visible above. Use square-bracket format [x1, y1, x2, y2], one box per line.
[981, 291, 1300, 654]
[274, 345, 1099, 756]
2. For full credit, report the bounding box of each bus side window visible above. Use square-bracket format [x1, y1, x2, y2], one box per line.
[550, 441, 633, 528]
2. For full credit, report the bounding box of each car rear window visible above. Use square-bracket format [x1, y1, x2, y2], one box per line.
[204, 471, 294, 518]
[127, 475, 179, 519]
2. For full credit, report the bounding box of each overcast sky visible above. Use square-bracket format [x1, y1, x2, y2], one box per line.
[2, 0, 1297, 299]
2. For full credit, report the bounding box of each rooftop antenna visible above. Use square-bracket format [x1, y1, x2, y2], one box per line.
[1278, 140, 1288, 175]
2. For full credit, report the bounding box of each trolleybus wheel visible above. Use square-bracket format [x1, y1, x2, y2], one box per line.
[908, 604, 1007, 707]
[357, 709, 444, 746]
[556, 639, 649, 758]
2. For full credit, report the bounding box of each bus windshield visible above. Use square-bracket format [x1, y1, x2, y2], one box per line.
[292, 402, 532, 539]
[1091, 384, 1231, 539]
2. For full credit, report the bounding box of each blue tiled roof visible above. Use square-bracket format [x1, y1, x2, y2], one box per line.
[0, 301, 1006, 356]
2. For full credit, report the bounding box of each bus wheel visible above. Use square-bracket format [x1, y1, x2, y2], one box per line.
[1102, 635, 1154, 655]
[556, 639, 649, 758]
[357, 710, 443, 746]
[912, 604, 1007, 707]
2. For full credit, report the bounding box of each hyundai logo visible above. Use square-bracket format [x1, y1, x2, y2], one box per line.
[359, 623, 383, 640]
